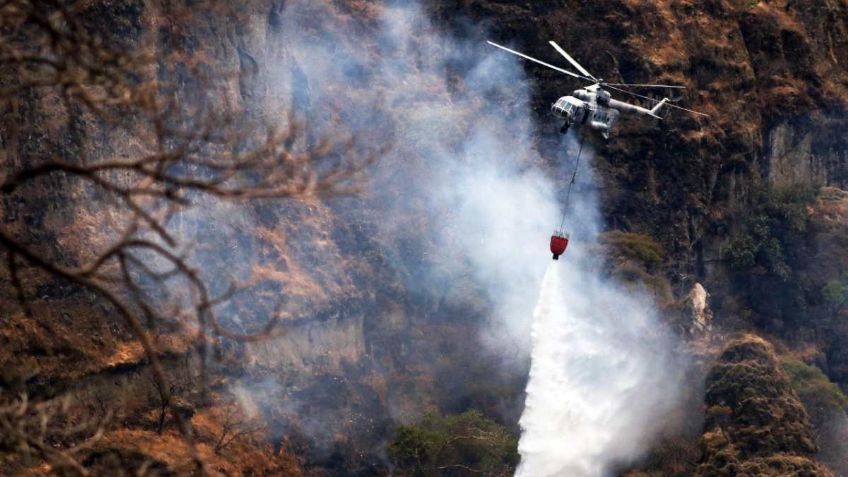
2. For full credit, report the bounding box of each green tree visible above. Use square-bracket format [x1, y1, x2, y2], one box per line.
[725, 186, 817, 330]
[727, 186, 815, 278]
[388, 410, 518, 477]
[782, 357, 848, 427]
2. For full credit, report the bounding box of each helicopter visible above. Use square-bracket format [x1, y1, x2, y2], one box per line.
[487, 40, 708, 139]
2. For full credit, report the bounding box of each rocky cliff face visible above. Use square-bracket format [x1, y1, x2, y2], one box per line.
[429, 6, 848, 470]
[3, 0, 848, 475]
[434, 0, 848, 270]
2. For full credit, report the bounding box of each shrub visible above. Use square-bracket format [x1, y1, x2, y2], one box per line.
[821, 280, 847, 306]
[600, 231, 665, 266]
[782, 357, 848, 423]
[388, 410, 518, 477]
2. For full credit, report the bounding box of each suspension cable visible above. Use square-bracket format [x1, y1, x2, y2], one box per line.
[559, 135, 585, 231]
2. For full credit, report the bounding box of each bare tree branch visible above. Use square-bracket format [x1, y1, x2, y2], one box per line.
[0, 0, 382, 474]
[0, 394, 111, 477]
[212, 401, 266, 454]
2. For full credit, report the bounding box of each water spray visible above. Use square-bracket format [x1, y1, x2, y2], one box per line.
[514, 256, 681, 476]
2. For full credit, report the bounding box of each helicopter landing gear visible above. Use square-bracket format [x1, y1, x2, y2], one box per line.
[560, 123, 570, 134]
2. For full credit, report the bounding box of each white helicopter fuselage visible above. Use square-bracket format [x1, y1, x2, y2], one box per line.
[551, 86, 668, 138]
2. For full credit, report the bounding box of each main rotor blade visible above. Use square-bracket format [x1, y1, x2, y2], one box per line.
[605, 82, 686, 89]
[487, 41, 587, 80]
[605, 84, 710, 117]
[548, 41, 597, 81]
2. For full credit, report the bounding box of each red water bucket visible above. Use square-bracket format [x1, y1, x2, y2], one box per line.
[550, 233, 569, 260]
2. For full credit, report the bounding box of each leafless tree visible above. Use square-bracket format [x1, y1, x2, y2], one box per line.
[212, 401, 266, 454]
[0, 0, 379, 473]
[148, 374, 181, 436]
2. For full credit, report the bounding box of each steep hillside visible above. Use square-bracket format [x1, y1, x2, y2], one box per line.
[434, 0, 848, 309]
[2, 0, 848, 475]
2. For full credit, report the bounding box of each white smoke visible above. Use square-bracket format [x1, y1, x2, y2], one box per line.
[270, 0, 561, 353]
[231, 0, 683, 471]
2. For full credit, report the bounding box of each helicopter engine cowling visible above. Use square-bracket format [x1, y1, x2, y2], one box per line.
[573, 89, 591, 102]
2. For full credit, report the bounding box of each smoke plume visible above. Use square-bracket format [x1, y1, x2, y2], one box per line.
[268, 0, 561, 356]
[166, 0, 684, 470]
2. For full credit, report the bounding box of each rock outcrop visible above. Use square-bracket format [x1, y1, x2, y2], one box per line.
[696, 335, 831, 477]
[687, 282, 713, 338]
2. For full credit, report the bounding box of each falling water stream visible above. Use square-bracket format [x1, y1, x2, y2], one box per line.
[515, 260, 680, 477]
